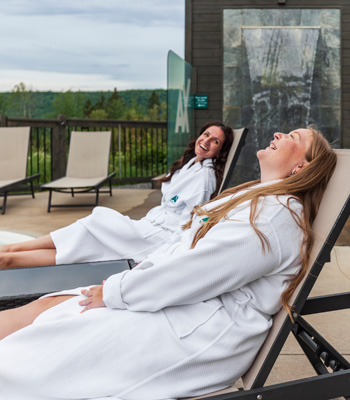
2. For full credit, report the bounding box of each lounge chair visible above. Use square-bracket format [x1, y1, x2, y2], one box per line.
[0, 126, 39, 215]
[219, 127, 248, 192]
[185, 149, 350, 400]
[0, 150, 349, 400]
[41, 130, 116, 212]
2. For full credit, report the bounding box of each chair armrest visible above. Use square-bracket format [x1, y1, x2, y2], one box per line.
[26, 173, 40, 181]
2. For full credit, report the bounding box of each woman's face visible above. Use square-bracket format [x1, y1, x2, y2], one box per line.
[257, 128, 313, 181]
[194, 126, 225, 162]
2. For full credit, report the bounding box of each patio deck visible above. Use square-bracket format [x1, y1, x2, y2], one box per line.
[1, 187, 349, 393]
[0, 187, 162, 237]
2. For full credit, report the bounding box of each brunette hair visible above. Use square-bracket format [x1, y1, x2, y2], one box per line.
[160, 122, 234, 199]
[184, 125, 336, 318]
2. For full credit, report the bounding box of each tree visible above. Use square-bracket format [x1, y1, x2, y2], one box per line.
[147, 91, 160, 111]
[106, 88, 126, 119]
[160, 101, 167, 121]
[146, 104, 160, 121]
[93, 92, 106, 111]
[0, 93, 7, 114]
[11, 82, 34, 117]
[89, 109, 108, 119]
[83, 99, 93, 117]
[120, 99, 142, 120]
[51, 90, 84, 118]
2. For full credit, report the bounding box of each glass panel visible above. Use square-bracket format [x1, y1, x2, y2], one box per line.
[223, 9, 341, 183]
[167, 50, 195, 169]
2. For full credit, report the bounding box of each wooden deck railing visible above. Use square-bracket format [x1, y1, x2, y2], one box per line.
[0, 114, 167, 186]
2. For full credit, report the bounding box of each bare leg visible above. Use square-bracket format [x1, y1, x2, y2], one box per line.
[0, 249, 57, 269]
[0, 235, 56, 253]
[0, 295, 76, 340]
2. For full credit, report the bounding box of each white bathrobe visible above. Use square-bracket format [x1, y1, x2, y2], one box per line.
[51, 157, 216, 264]
[0, 186, 304, 400]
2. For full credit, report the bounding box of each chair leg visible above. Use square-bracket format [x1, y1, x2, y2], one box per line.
[1, 193, 7, 215]
[47, 190, 52, 213]
[31, 181, 35, 198]
[109, 180, 113, 196]
[95, 188, 99, 206]
[71, 188, 74, 197]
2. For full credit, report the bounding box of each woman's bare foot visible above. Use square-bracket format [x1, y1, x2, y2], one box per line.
[0, 252, 10, 269]
[0, 244, 13, 253]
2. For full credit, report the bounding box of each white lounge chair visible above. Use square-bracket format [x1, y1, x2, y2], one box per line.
[0, 126, 39, 214]
[41, 130, 115, 212]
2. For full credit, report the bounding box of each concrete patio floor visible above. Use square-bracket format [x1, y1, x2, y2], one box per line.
[0, 188, 349, 396]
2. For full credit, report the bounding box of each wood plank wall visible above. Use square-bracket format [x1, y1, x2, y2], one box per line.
[185, 0, 350, 148]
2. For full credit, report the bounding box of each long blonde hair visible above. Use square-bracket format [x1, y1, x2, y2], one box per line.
[183, 125, 337, 317]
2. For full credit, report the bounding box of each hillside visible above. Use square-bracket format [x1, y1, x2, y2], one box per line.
[0, 88, 167, 120]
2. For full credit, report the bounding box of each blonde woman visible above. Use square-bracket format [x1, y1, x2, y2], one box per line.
[0, 126, 336, 400]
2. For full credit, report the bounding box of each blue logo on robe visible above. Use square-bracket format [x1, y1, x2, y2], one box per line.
[171, 195, 179, 203]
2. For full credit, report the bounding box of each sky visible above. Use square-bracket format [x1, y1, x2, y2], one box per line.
[0, 0, 185, 92]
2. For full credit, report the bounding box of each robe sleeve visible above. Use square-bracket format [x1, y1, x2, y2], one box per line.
[103, 213, 284, 312]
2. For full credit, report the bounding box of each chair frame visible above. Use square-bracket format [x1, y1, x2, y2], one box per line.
[0, 174, 39, 215]
[45, 175, 115, 212]
[41, 130, 116, 212]
[219, 127, 248, 193]
[0, 126, 40, 214]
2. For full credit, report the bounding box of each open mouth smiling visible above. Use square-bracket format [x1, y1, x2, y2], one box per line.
[199, 144, 208, 151]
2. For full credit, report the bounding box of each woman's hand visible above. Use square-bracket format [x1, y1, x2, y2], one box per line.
[79, 281, 106, 313]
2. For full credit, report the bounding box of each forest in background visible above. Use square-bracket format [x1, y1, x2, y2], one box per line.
[0, 83, 167, 121]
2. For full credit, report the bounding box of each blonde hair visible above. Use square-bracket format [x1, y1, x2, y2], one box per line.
[183, 125, 337, 318]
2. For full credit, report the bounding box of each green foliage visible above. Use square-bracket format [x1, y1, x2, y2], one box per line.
[89, 109, 108, 119]
[11, 82, 35, 118]
[28, 151, 51, 185]
[83, 99, 93, 117]
[105, 88, 126, 119]
[0, 93, 7, 114]
[109, 128, 167, 178]
[147, 91, 160, 110]
[0, 84, 167, 121]
[50, 90, 85, 118]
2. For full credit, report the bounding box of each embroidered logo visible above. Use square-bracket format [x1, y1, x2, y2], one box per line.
[171, 195, 179, 203]
[200, 217, 209, 225]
